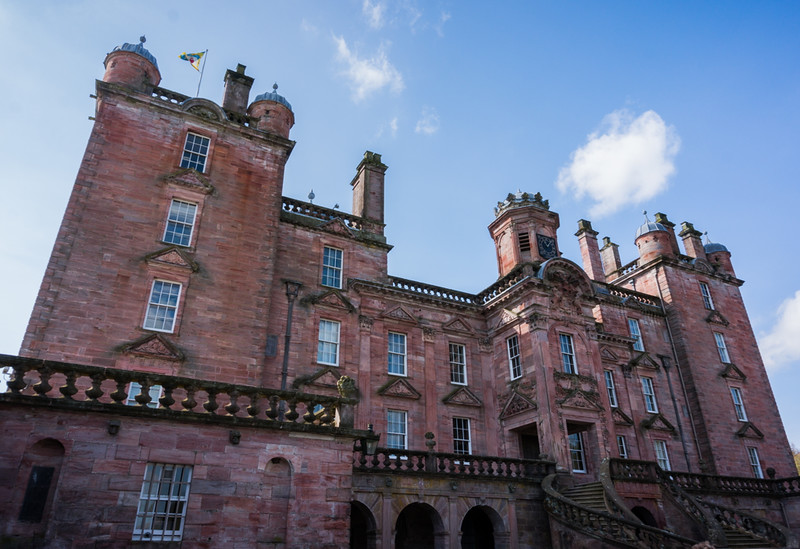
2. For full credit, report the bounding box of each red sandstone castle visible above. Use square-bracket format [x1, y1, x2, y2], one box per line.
[1, 39, 798, 548]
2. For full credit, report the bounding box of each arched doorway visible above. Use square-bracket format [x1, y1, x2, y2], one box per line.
[461, 506, 502, 549]
[632, 506, 658, 528]
[395, 502, 445, 549]
[350, 501, 377, 549]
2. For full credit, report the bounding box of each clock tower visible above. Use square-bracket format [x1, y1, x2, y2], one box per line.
[488, 191, 560, 277]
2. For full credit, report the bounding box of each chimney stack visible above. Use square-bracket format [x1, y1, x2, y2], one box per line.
[679, 221, 707, 261]
[576, 220, 603, 281]
[600, 237, 622, 280]
[351, 151, 387, 234]
[222, 64, 254, 115]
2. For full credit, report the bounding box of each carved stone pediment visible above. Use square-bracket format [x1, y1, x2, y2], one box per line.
[304, 289, 355, 312]
[557, 388, 604, 411]
[381, 306, 417, 325]
[318, 217, 355, 238]
[640, 413, 676, 433]
[293, 367, 341, 390]
[160, 168, 215, 194]
[443, 317, 474, 334]
[706, 310, 730, 326]
[538, 259, 594, 314]
[377, 378, 421, 400]
[442, 387, 482, 407]
[600, 346, 620, 363]
[694, 259, 714, 274]
[628, 352, 660, 370]
[120, 333, 184, 361]
[145, 246, 199, 272]
[736, 422, 764, 439]
[180, 97, 226, 121]
[719, 363, 746, 381]
[612, 407, 634, 426]
[499, 391, 537, 419]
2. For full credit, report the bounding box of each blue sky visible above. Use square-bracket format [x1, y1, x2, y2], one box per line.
[1, 1, 798, 449]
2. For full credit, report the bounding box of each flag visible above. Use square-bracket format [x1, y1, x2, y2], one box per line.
[180, 51, 205, 71]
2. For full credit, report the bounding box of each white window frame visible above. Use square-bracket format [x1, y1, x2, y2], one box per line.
[317, 319, 340, 366]
[449, 343, 467, 385]
[730, 387, 748, 422]
[715, 332, 731, 363]
[747, 447, 763, 479]
[388, 332, 407, 376]
[133, 463, 192, 541]
[180, 132, 210, 172]
[560, 334, 577, 374]
[617, 435, 629, 459]
[452, 417, 471, 455]
[507, 335, 522, 380]
[642, 376, 658, 413]
[605, 371, 618, 408]
[628, 318, 645, 352]
[162, 199, 198, 247]
[654, 440, 671, 470]
[569, 432, 587, 473]
[700, 282, 715, 310]
[143, 280, 182, 333]
[321, 246, 343, 289]
[127, 382, 163, 409]
[386, 410, 407, 450]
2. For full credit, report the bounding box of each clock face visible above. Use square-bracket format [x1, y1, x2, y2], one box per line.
[537, 234, 557, 259]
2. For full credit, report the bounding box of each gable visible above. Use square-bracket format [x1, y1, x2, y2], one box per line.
[293, 367, 342, 390]
[318, 217, 356, 238]
[120, 333, 184, 361]
[719, 363, 747, 381]
[600, 346, 620, 363]
[628, 352, 660, 370]
[706, 310, 730, 327]
[377, 378, 421, 400]
[442, 387, 482, 407]
[736, 422, 764, 439]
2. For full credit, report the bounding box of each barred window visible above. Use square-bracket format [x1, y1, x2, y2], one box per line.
[133, 463, 192, 541]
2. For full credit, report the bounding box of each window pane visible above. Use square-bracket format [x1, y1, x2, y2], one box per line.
[144, 281, 181, 333]
[317, 320, 340, 365]
[628, 319, 644, 352]
[387, 410, 407, 449]
[449, 343, 466, 384]
[388, 332, 406, 375]
[321, 247, 343, 288]
[569, 432, 586, 472]
[180, 133, 210, 172]
[133, 463, 192, 541]
[605, 371, 618, 408]
[163, 200, 197, 247]
[507, 335, 521, 379]
[560, 334, 576, 374]
[453, 417, 471, 454]
[642, 377, 658, 413]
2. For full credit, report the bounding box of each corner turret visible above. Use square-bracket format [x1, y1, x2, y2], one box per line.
[102, 36, 161, 92]
[634, 211, 673, 264]
[248, 84, 295, 139]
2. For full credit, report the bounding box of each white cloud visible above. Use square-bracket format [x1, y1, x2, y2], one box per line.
[333, 36, 404, 102]
[555, 110, 680, 218]
[759, 290, 800, 372]
[415, 107, 439, 135]
[375, 117, 399, 139]
[435, 11, 451, 37]
[300, 18, 318, 34]
[363, 0, 385, 29]
[390, 117, 398, 137]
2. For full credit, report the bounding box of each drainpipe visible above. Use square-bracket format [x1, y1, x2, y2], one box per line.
[281, 280, 302, 392]
[660, 354, 691, 472]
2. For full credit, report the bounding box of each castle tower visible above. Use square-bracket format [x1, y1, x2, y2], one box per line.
[21, 40, 295, 387]
[488, 191, 560, 277]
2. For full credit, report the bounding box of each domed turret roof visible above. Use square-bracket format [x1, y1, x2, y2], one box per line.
[254, 83, 292, 112]
[635, 211, 668, 238]
[108, 36, 159, 70]
[704, 242, 729, 254]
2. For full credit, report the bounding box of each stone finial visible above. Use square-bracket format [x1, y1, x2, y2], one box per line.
[494, 191, 550, 217]
[337, 375, 357, 399]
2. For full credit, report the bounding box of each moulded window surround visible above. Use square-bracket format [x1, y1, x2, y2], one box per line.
[321, 246, 343, 289]
[127, 382, 163, 408]
[317, 320, 340, 366]
[163, 199, 198, 247]
[133, 463, 192, 542]
[715, 333, 731, 364]
[388, 332, 407, 376]
[700, 282, 715, 310]
[617, 435, 629, 459]
[453, 417, 471, 455]
[730, 387, 748, 422]
[654, 440, 671, 470]
[449, 343, 467, 385]
[747, 447, 763, 479]
[179, 132, 210, 173]
[628, 319, 645, 352]
[560, 334, 577, 374]
[642, 377, 658, 413]
[386, 410, 407, 450]
[569, 432, 587, 473]
[507, 335, 522, 380]
[605, 371, 618, 408]
[143, 280, 182, 333]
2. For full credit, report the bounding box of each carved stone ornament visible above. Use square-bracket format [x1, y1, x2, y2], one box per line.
[381, 306, 417, 324]
[359, 315, 373, 331]
[160, 168, 215, 194]
[557, 388, 603, 411]
[612, 407, 634, 426]
[499, 391, 537, 419]
[377, 377, 421, 399]
[478, 337, 492, 353]
[719, 363, 747, 381]
[120, 333, 184, 361]
[736, 421, 764, 439]
[640, 413, 676, 433]
[318, 217, 356, 238]
[145, 246, 199, 272]
[422, 327, 436, 342]
[628, 352, 660, 370]
[600, 346, 620, 363]
[706, 310, 730, 326]
[181, 98, 226, 121]
[337, 375, 358, 399]
[303, 289, 355, 312]
[443, 317, 473, 334]
[442, 387, 482, 407]
[293, 367, 341, 390]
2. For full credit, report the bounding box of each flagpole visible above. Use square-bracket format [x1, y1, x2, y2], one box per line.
[195, 49, 208, 97]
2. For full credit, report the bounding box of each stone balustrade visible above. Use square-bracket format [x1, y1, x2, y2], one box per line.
[1, 354, 357, 433]
[353, 446, 554, 480]
[388, 277, 479, 306]
[476, 264, 532, 305]
[281, 196, 372, 231]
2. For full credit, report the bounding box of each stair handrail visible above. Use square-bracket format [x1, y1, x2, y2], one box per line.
[598, 458, 647, 524]
[696, 498, 798, 548]
[542, 473, 700, 549]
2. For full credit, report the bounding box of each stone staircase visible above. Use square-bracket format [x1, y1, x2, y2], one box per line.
[722, 526, 778, 548]
[561, 481, 607, 512]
